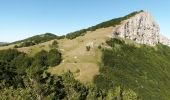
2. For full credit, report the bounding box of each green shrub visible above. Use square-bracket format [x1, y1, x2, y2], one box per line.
[51, 40, 59, 48]
[98, 45, 102, 49]
[47, 49, 62, 66]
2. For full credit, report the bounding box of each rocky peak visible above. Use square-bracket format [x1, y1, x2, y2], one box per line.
[113, 11, 161, 46]
[159, 35, 170, 46]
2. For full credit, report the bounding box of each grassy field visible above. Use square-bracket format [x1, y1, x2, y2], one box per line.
[48, 27, 114, 83]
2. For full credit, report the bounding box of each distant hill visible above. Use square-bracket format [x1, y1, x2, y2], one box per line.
[0, 42, 8, 46]
[13, 33, 64, 44]
[0, 42, 6, 44]
[11, 33, 65, 48]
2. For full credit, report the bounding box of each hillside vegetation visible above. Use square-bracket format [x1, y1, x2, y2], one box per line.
[94, 38, 170, 99]
[48, 27, 114, 83]
[66, 10, 143, 39]
[10, 33, 64, 48]
[0, 48, 140, 99]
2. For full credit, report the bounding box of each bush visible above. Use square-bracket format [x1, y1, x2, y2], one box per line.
[98, 45, 102, 49]
[86, 46, 91, 51]
[19, 41, 36, 47]
[47, 49, 62, 66]
[14, 45, 19, 48]
[51, 40, 58, 48]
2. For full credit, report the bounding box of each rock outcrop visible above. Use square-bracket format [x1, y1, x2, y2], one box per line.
[159, 35, 170, 46]
[112, 11, 170, 46]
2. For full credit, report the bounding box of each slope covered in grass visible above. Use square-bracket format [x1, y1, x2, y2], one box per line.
[94, 38, 170, 100]
[48, 27, 115, 83]
[66, 10, 144, 39]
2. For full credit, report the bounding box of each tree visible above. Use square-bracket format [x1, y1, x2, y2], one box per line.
[122, 89, 138, 100]
[47, 49, 62, 66]
[33, 50, 48, 67]
[51, 40, 59, 48]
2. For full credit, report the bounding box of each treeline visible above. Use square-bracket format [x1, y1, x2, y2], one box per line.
[94, 38, 170, 99]
[0, 49, 62, 88]
[66, 10, 144, 39]
[11, 33, 65, 48]
[0, 48, 63, 99]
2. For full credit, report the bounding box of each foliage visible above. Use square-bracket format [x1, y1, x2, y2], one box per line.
[0, 48, 64, 99]
[0, 49, 25, 88]
[33, 50, 48, 68]
[11, 33, 65, 48]
[94, 38, 170, 100]
[0, 48, 141, 99]
[0, 49, 22, 62]
[14, 45, 19, 48]
[47, 49, 62, 66]
[51, 40, 59, 48]
[19, 41, 36, 47]
[98, 45, 102, 49]
[66, 29, 87, 39]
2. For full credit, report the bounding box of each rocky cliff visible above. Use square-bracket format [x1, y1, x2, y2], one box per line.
[113, 11, 170, 46]
[160, 35, 170, 46]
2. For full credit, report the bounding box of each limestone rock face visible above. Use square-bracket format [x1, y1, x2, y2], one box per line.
[113, 12, 160, 46]
[159, 35, 170, 46]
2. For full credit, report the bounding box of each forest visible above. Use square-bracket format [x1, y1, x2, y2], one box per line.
[94, 38, 170, 100]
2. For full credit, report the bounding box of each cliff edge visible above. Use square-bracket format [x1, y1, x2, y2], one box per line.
[113, 11, 170, 46]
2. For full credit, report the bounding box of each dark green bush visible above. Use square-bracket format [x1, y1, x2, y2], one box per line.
[47, 49, 62, 66]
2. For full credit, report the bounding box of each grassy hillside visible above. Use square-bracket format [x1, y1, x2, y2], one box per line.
[94, 38, 170, 99]
[66, 10, 143, 39]
[48, 27, 114, 83]
[0, 27, 115, 83]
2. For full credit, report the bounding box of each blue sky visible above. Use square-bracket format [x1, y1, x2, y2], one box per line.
[0, 0, 170, 42]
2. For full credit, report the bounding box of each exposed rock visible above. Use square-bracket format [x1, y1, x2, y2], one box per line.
[113, 12, 161, 46]
[86, 42, 94, 48]
[159, 35, 170, 46]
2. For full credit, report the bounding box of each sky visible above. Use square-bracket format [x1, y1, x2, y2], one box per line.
[0, 0, 170, 42]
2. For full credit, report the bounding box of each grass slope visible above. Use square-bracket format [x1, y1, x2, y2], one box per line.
[48, 27, 114, 83]
[94, 38, 170, 99]
[66, 10, 143, 39]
